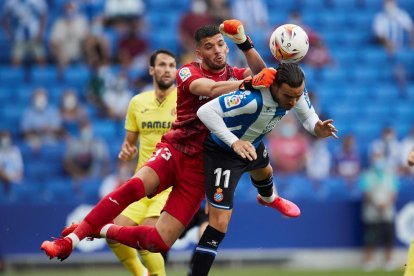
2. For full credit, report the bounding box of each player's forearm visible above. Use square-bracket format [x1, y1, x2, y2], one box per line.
[243, 48, 266, 75]
[197, 102, 238, 147]
[299, 111, 319, 136]
[190, 78, 242, 98]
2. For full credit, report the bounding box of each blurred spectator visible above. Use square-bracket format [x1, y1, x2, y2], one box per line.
[268, 114, 309, 174]
[99, 160, 135, 199]
[334, 135, 362, 186]
[59, 89, 88, 137]
[178, 0, 215, 64]
[103, 73, 132, 121]
[306, 136, 331, 184]
[49, 1, 89, 70]
[400, 124, 414, 175]
[1, 0, 47, 66]
[0, 131, 23, 195]
[63, 120, 110, 180]
[86, 65, 115, 117]
[104, 0, 144, 26]
[83, 17, 110, 69]
[206, 0, 231, 25]
[373, 0, 414, 54]
[117, 21, 149, 72]
[230, 0, 270, 67]
[369, 126, 401, 173]
[360, 148, 399, 271]
[21, 88, 63, 151]
[373, 0, 414, 95]
[231, 0, 269, 33]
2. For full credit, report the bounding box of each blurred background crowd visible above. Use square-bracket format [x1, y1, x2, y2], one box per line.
[0, 0, 413, 271]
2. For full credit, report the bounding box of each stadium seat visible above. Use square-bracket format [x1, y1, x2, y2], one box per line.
[64, 65, 91, 87]
[30, 65, 59, 85]
[0, 66, 25, 84]
[92, 119, 116, 141]
[279, 174, 317, 200]
[317, 177, 351, 201]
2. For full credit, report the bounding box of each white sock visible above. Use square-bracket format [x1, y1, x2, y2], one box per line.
[100, 223, 113, 237]
[260, 193, 276, 203]
[67, 233, 80, 249]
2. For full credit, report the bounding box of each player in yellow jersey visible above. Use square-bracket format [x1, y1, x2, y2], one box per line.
[404, 148, 414, 276]
[108, 49, 177, 276]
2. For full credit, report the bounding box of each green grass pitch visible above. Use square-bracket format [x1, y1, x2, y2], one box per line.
[3, 265, 404, 276]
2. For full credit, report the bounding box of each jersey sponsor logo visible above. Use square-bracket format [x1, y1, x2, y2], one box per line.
[263, 116, 283, 133]
[179, 67, 191, 82]
[140, 108, 149, 114]
[213, 188, 224, 202]
[142, 121, 172, 129]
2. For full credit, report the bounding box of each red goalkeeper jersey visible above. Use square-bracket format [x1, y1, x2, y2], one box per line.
[161, 62, 246, 156]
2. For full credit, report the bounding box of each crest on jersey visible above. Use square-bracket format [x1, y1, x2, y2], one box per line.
[171, 107, 177, 116]
[224, 94, 242, 108]
[263, 147, 268, 158]
[213, 188, 224, 202]
[263, 116, 283, 134]
[179, 67, 191, 82]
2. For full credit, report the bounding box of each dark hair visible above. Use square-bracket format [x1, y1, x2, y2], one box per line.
[275, 63, 305, 88]
[149, 49, 177, 67]
[194, 25, 221, 45]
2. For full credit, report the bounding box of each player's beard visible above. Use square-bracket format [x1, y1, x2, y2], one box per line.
[156, 78, 175, 90]
[204, 57, 226, 71]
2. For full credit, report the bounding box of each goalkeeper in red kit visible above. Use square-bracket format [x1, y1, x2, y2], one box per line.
[41, 20, 278, 262]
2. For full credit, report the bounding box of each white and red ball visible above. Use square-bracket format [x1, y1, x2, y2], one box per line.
[269, 24, 309, 63]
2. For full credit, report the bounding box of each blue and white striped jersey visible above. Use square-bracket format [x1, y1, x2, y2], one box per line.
[197, 87, 319, 151]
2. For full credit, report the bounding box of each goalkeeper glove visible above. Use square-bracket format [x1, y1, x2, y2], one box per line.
[240, 68, 277, 90]
[219, 19, 254, 51]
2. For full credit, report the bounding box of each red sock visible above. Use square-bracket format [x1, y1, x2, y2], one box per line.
[74, 177, 146, 240]
[106, 225, 170, 253]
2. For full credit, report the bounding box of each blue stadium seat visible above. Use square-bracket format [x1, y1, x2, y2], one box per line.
[92, 119, 116, 141]
[0, 87, 13, 104]
[30, 65, 59, 85]
[330, 49, 357, 67]
[43, 178, 77, 203]
[0, 66, 25, 84]
[320, 68, 349, 83]
[9, 183, 44, 204]
[317, 176, 352, 201]
[279, 174, 317, 200]
[398, 176, 414, 201]
[64, 65, 91, 87]
[319, 12, 349, 31]
[149, 31, 179, 54]
[361, 47, 389, 67]
[348, 66, 380, 83]
[78, 177, 103, 204]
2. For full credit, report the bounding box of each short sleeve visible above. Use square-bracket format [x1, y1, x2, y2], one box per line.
[125, 98, 138, 132]
[176, 65, 203, 91]
[232, 67, 247, 80]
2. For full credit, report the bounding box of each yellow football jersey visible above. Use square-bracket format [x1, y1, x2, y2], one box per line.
[125, 89, 177, 170]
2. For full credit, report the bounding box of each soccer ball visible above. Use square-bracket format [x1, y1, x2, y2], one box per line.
[269, 24, 309, 63]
